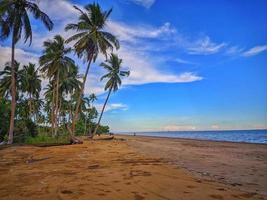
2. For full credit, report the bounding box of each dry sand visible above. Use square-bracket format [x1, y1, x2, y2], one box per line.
[0, 136, 266, 200]
[122, 135, 267, 197]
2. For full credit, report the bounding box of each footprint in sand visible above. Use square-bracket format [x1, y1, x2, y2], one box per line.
[209, 194, 224, 200]
[186, 185, 197, 189]
[61, 190, 73, 194]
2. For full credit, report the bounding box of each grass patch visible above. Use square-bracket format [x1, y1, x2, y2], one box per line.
[25, 134, 70, 145]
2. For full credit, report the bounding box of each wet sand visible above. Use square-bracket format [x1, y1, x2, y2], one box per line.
[0, 136, 266, 200]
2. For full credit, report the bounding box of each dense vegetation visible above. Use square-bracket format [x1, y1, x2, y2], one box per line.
[0, 1, 129, 144]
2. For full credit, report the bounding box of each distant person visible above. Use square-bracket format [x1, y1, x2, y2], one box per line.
[134, 132, 136, 136]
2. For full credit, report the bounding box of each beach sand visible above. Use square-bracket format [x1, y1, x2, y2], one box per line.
[0, 136, 266, 200]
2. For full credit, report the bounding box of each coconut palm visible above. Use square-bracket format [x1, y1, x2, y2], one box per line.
[58, 64, 81, 128]
[65, 3, 120, 135]
[21, 63, 41, 118]
[0, 0, 53, 144]
[89, 93, 97, 103]
[39, 35, 74, 136]
[0, 61, 22, 98]
[93, 54, 129, 136]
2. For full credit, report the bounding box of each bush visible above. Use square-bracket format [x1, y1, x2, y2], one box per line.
[25, 134, 69, 145]
[0, 99, 10, 142]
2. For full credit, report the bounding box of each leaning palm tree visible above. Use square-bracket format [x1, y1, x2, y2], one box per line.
[20, 63, 41, 118]
[0, 0, 53, 144]
[65, 3, 120, 135]
[93, 54, 129, 136]
[39, 35, 74, 136]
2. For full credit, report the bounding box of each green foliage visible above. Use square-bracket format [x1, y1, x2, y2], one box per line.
[0, 99, 10, 141]
[13, 119, 37, 143]
[25, 134, 69, 145]
[96, 125, 110, 135]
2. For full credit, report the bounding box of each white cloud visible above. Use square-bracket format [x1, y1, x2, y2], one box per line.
[116, 46, 203, 85]
[225, 46, 244, 56]
[0, 45, 39, 70]
[187, 36, 226, 55]
[163, 124, 197, 131]
[38, 0, 77, 22]
[174, 58, 197, 65]
[126, 0, 156, 8]
[107, 21, 176, 42]
[211, 124, 220, 129]
[242, 45, 267, 57]
[95, 103, 128, 113]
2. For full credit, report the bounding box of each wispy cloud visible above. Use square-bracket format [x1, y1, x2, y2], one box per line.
[242, 45, 267, 57]
[107, 21, 175, 42]
[187, 36, 226, 55]
[95, 103, 128, 113]
[174, 58, 197, 65]
[117, 46, 203, 85]
[225, 46, 244, 56]
[163, 124, 197, 131]
[126, 0, 156, 8]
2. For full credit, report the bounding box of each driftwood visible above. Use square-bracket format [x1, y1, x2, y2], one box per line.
[70, 137, 83, 144]
[94, 135, 114, 141]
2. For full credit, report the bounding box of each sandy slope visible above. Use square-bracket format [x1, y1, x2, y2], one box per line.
[0, 138, 265, 200]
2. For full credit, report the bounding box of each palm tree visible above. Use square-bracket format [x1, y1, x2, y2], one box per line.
[39, 35, 74, 136]
[21, 63, 41, 118]
[0, 0, 53, 144]
[0, 61, 21, 99]
[58, 64, 81, 129]
[86, 93, 97, 136]
[65, 3, 120, 135]
[93, 54, 129, 136]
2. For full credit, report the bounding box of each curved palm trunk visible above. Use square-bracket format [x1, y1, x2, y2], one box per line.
[93, 89, 112, 136]
[72, 55, 93, 136]
[7, 34, 16, 144]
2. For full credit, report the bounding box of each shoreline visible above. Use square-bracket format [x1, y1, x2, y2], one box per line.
[116, 133, 267, 145]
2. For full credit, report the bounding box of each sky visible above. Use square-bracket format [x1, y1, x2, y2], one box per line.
[0, 0, 267, 132]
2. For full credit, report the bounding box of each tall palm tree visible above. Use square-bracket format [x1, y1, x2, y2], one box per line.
[58, 64, 81, 128]
[39, 35, 74, 136]
[65, 3, 120, 135]
[93, 54, 129, 136]
[21, 63, 41, 118]
[0, 0, 53, 144]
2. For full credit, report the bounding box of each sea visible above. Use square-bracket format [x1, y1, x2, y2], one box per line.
[120, 129, 267, 144]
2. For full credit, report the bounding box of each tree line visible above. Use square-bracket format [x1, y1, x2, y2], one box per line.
[0, 0, 129, 144]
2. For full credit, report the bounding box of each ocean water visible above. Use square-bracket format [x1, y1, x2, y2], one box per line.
[122, 130, 267, 144]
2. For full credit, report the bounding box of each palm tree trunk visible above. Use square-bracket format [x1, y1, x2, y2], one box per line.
[72, 54, 93, 135]
[58, 98, 62, 129]
[51, 83, 56, 135]
[7, 33, 16, 144]
[29, 93, 32, 119]
[84, 113, 87, 135]
[93, 89, 112, 136]
[54, 71, 60, 136]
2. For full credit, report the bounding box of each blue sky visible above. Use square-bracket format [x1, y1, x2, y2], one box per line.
[0, 0, 267, 131]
